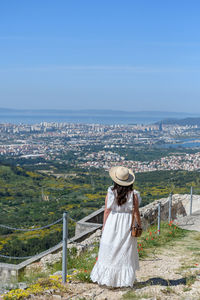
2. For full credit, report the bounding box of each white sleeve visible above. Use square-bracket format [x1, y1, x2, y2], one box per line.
[106, 186, 115, 209]
[133, 189, 142, 206]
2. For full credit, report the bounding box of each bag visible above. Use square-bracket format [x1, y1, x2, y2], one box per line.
[131, 193, 143, 237]
[131, 224, 143, 237]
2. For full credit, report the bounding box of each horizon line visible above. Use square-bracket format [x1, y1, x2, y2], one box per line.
[0, 107, 199, 115]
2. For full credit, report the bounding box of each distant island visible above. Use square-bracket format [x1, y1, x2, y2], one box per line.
[157, 117, 200, 126]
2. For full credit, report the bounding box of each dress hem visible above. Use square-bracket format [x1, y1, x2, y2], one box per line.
[90, 261, 139, 288]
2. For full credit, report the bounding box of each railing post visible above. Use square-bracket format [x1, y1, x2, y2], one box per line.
[157, 202, 161, 235]
[62, 212, 68, 284]
[190, 186, 193, 215]
[168, 193, 172, 223]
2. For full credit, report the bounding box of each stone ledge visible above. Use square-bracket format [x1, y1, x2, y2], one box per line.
[0, 224, 102, 284]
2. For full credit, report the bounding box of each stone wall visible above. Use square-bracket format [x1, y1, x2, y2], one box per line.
[75, 207, 104, 236]
[0, 263, 18, 287]
[76, 193, 200, 233]
[140, 194, 200, 230]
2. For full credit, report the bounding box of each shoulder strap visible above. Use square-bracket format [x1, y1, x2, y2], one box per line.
[131, 191, 136, 228]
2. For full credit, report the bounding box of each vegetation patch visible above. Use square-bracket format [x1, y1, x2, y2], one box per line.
[137, 221, 188, 258]
[122, 290, 153, 299]
[161, 286, 176, 295]
[1, 164, 199, 263]
[1, 222, 196, 299]
[2, 275, 69, 300]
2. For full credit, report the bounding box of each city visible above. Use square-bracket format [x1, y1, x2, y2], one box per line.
[1, 121, 200, 173]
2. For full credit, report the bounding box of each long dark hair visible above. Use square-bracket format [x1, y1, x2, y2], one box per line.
[112, 182, 133, 206]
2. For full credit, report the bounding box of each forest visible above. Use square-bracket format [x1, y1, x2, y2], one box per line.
[0, 163, 200, 263]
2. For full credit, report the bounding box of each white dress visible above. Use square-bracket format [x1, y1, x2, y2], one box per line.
[90, 186, 141, 287]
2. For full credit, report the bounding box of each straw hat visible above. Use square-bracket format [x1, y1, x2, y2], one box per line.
[109, 166, 135, 186]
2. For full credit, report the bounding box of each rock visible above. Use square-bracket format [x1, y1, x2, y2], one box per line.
[23, 223, 103, 275]
[25, 261, 43, 273]
[53, 271, 62, 276]
[40, 252, 62, 268]
[52, 295, 62, 300]
[18, 282, 27, 289]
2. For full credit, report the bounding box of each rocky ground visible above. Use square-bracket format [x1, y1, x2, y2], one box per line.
[26, 228, 200, 300]
[176, 210, 200, 232]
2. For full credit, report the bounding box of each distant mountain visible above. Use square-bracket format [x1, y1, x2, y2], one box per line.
[157, 117, 200, 126]
[0, 108, 198, 117]
[1, 108, 199, 125]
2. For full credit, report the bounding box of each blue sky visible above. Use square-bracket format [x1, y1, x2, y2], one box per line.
[0, 0, 200, 112]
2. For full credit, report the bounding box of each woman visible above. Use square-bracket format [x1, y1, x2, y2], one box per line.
[90, 166, 142, 287]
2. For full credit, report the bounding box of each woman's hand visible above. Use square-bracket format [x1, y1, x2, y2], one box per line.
[102, 194, 111, 231]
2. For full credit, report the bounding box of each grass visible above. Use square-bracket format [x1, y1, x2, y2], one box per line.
[3, 221, 194, 300]
[183, 287, 192, 292]
[193, 232, 200, 240]
[18, 221, 189, 286]
[161, 286, 176, 295]
[122, 291, 153, 299]
[175, 231, 200, 273]
[137, 221, 188, 258]
[67, 243, 99, 274]
[48, 243, 99, 283]
[186, 274, 197, 287]
[2, 276, 69, 300]
[43, 220, 191, 292]
[18, 242, 99, 285]
[18, 269, 49, 285]
[179, 264, 197, 271]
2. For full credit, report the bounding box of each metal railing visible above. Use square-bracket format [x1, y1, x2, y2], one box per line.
[0, 218, 63, 232]
[156, 186, 199, 236]
[0, 213, 99, 284]
[1, 186, 199, 284]
[0, 217, 63, 260]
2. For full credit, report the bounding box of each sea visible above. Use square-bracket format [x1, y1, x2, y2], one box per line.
[161, 138, 200, 148]
[0, 115, 158, 125]
[1, 112, 200, 148]
[0, 111, 192, 125]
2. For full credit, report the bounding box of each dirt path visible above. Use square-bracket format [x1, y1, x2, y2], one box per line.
[176, 210, 200, 232]
[32, 230, 200, 300]
[132, 230, 200, 300]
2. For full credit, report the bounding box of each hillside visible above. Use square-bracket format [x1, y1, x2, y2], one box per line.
[1, 164, 200, 263]
[0, 164, 106, 263]
[157, 117, 200, 126]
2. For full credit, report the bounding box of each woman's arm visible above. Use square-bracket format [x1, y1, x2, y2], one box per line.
[102, 194, 111, 231]
[134, 194, 142, 227]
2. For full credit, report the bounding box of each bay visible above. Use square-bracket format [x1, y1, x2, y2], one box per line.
[161, 138, 200, 148]
[0, 114, 163, 125]
[0, 111, 189, 125]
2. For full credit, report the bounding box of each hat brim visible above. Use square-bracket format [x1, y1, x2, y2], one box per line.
[109, 166, 135, 186]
